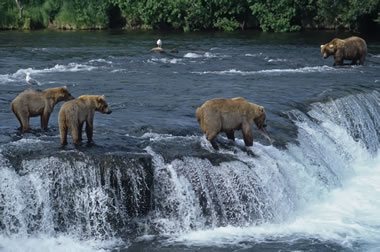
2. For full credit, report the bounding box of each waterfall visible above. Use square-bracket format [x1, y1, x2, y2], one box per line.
[144, 90, 380, 237]
[0, 90, 379, 250]
[0, 147, 152, 244]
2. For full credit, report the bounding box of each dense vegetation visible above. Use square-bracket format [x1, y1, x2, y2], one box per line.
[1, 0, 380, 32]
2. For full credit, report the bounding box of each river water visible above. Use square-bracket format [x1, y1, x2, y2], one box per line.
[0, 30, 379, 252]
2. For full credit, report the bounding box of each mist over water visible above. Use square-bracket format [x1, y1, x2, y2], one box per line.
[0, 30, 379, 251]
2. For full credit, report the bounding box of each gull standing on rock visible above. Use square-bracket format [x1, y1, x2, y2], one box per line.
[151, 39, 164, 53]
[25, 72, 41, 88]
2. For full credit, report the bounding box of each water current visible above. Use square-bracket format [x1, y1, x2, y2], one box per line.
[0, 30, 379, 251]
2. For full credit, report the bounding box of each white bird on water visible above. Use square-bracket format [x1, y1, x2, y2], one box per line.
[157, 39, 162, 48]
[25, 72, 41, 88]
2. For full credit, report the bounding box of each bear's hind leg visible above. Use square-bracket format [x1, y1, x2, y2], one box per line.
[20, 113, 30, 132]
[70, 123, 81, 145]
[59, 123, 68, 146]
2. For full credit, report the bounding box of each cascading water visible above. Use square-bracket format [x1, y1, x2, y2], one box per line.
[142, 90, 380, 249]
[0, 90, 379, 251]
[0, 143, 152, 250]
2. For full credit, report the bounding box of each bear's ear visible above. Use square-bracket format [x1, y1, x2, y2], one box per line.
[256, 106, 264, 114]
[63, 85, 67, 90]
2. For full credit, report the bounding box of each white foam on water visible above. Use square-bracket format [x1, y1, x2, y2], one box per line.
[183, 52, 221, 58]
[0, 235, 123, 252]
[266, 57, 288, 62]
[140, 132, 200, 142]
[148, 57, 184, 64]
[89, 59, 113, 64]
[245, 53, 263, 57]
[172, 152, 380, 249]
[192, 66, 338, 76]
[147, 91, 380, 250]
[183, 52, 204, 58]
[8, 138, 50, 147]
[0, 63, 97, 85]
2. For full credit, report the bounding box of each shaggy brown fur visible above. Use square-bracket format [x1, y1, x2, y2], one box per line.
[58, 95, 112, 146]
[320, 36, 367, 66]
[196, 97, 268, 149]
[11, 86, 74, 132]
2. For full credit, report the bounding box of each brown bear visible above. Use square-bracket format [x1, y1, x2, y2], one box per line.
[196, 97, 271, 149]
[11, 86, 74, 132]
[320, 36, 367, 66]
[58, 95, 112, 146]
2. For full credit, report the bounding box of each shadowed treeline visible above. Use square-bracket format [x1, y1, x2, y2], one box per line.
[1, 0, 380, 32]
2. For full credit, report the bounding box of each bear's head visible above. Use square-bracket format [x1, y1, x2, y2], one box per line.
[320, 39, 341, 59]
[96, 95, 112, 114]
[253, 105, 267, 130]
[58, 86, 75, 102]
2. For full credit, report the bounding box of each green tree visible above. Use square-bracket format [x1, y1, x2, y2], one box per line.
[248, 0, 303, 32]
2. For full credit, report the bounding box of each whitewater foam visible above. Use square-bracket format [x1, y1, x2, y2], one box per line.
[192, 66, 337, 75]
[148, 57, 184, 64]
[0, 235, 123, 252]
[0, 63, 97, 85]
[173, 152, 380, 249]
[89, 59, 113, 64]
[145, 91, 380, 250]
[183, 52, 220, 58]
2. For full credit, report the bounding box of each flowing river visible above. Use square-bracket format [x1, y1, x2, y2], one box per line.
[0, 30, 379, 251]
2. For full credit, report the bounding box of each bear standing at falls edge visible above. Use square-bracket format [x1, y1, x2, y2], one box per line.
[196, 97, 272, 150]
[58, 95, 112, 146]
[320, 36, 367, 66]
[11, 86, 74, 132]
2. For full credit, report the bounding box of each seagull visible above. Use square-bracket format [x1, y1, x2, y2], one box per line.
[157, 39, 162, 48]
[25, 72, 40, 88]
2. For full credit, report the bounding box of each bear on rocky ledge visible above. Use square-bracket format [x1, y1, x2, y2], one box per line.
[196, 97, 272, 149]
[58, 95, 112, 146]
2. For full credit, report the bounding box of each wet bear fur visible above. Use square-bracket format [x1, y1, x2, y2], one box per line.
[196, 97, 267, 149]
[11, 86, 74, 132]
[320, 36, 367, 66]
[58, 95, 112, 146]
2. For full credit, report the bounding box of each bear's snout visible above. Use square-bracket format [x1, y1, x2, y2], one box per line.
[106, 110, 112, 114]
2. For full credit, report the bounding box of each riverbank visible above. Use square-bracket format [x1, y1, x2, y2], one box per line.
[1, 0, 380, 32]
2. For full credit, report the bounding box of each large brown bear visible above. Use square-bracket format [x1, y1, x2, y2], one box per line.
[320, 36, 367, 66]
[58, 95, 112, 146]
[11, 86, 74, 132]
[196, 97, 271, 149]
